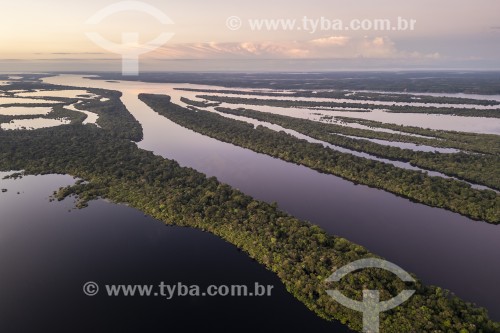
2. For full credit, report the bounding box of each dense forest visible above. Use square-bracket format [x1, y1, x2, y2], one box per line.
[213, 107, 500, 190]
[180, 96, 221, 108]
[0, 92, 499, 332]
[141, 94, 499, 223]
[176, 87, 500, 106]
[199, 95, 500, 118]
[332, 116, 500, 155]
[0, 105, 84, 127]
[182, 101, 499, 156]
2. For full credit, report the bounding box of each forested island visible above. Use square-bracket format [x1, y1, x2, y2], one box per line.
[176, 87, 500, 106]
[0, 85, 499, 332]
[140, 94, 499, 224]
[198, 95, 500, 118]
[212, 107, 500, 190]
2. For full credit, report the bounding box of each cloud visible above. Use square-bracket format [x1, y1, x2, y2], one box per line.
[310, 36, 350, 46]
[151, 40, 310, 58]
[143, 36, 439, 61]
[33, 52, 106, 55]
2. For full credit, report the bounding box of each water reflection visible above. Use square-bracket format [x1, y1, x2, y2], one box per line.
[0, 173, 352, 332]
[16, 89, 100, 99]
[0, 117, 70, 130]
[0, 106, 52, 116]
[41, 75, 500, 320]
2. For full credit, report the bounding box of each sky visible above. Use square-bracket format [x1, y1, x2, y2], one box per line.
[1, 0, 499, 72]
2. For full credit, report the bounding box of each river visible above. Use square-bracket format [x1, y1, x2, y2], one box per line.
[0, 172, 352, 332]
[41, 75, 500, 321]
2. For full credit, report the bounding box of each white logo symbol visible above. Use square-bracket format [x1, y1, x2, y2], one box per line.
[326, 259, 415, 333]
[226, 16, 242, 31]
[85, 1, 175, 76]
[83, 281, 99, 296]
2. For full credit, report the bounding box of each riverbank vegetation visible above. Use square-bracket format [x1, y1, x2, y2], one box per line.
[0, 84, 142, 141]
[334, 116, 500, 154]
[140, 94, 499, 223]
[0, 115, 498, 333]
[1, 83, 499, 331]
[180, 96, 221, 108]
[214, 107, 500, 190]
[199, 95, 500, 118]
[176, 87, 500, 106]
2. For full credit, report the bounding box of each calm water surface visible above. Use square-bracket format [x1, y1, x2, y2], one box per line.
[0, 173, 352, 332]
[42, 75, 500, 321]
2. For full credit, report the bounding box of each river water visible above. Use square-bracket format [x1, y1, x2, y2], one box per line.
[0, 172, 352, 332]
[40, 75, 500, 321]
